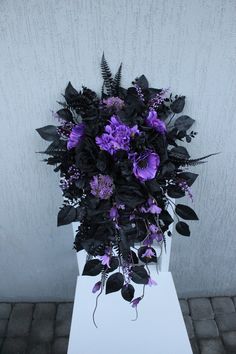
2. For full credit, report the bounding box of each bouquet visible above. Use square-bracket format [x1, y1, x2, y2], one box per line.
[36, 55, 215, 325]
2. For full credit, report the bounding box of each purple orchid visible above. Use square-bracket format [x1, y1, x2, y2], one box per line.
[146, 109, 166, 134]
[131, 297, 142, 308]
[96, 116, 139, 155]
[92, 281, 102, 294]
[142, 247, 155, 258]
[132, 151, 160, 182]
[90, 174, 113, 200]
[99, 249, 111, 268]
[148, 277, 157, 287]
[67, 123, 85, 150]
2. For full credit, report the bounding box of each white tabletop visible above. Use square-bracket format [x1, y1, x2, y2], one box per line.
[68, 272, 192, 354]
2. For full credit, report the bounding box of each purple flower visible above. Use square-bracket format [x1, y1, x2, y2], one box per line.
[67, 123, 85, 150]
[96, 116, 139, 155]
[99, 248, 111, 268]
[103, 97, 125, 111]
[142, 248, 155, 258]
[131, 297, 142, 308]
[149, 224, 158, 233]
[92, 281, 102, 294]
[109, 206, 118, 220]
[147, 198, 162, 214]
[148, 277, 157, 287]
[132, 151, 160, 182]
[146, 109, 166, 134]
[90, 174, 113, 200]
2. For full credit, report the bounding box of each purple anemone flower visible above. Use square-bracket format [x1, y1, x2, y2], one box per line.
[96, 116, 139, 155]
[92, 281, 102, 294]
[67, 123, 85, 150]
[131, 297, 142, 308]
[142, 248, 155, 258]
[90, 174, 113, 200]
[132, 152, 160, 182]
[146, 109, 166, 134]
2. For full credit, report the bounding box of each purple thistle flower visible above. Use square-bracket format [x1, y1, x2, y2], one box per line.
[132, 151, 160, 182]
[96, 116, 139, 155]
[103, 97, 125, 111]
[92, 281, 102, 294]
[67, 123, 85, 150]
[146, 109, 166, 134]
[142, 248, 155, 258]
[131, 297, 142, 308]
[90, 174, 113, 200]
[148, 277, 157, 287]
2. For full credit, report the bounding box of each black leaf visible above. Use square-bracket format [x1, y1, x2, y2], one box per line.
[176, 221, 190, 236]
[169, 146, 190, 159]
[121, 284, 134, 302]
[36, 125, 58, 141]
[138, 246, 157, 264]
[106, 257, 119, 273]
[177, 172, 198, 186]
[167, 185, 185, 198]
[136, 75, 149, 89]
[170, 96, 185, 113]
[56, 108, 73, 122]
[131, 265, 149, 284]
[57, 206, 77, 226]
[174, 115, 195, 131]
[130, 250, 139, 264]
[64, 82, 79, 104]
[175, 204, 199, 220]
[82, 259, 103, 276]
[106, 272, 124, 294]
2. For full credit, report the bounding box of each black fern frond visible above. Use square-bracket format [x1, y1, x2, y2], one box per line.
[37, 139, 67, 156]
[163, 234, 167, 253]
[171, 153, 219, 167]
[101, 53, 113, 96]
[113, 63, 122, 95]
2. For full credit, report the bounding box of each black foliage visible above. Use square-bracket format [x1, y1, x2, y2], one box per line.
[175, 204, 199, 221]
[121, 284, 135, 302]
[36, 55, 216, 305]
[106, 272, 124, 294]
[176, 221, 190, 236]
[82, 259, 103, 276]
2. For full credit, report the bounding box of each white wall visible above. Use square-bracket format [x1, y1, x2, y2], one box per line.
[0, 0, 236, 300]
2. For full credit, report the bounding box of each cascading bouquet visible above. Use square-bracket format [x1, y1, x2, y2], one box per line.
[36, 55, 215, 325]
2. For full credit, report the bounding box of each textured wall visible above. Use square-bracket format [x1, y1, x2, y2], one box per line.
[0, 0, 236, 300]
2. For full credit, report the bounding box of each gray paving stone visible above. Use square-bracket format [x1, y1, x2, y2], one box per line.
[179, 299, 189, 315]
[190, 338, 200, 354]
[0, 303, 11, 319]
[28, 343, 51, 354]
[211, 296, 235, 314]
[56, 303, 73, 320]
[0, 319, 8, 337]
[55, 303, 73, 337]
[193, 319, 219, 338]
[30, 319, 54, 343]
[33, 303, 56, 320]
[52, 337, 69, 354]
[222, 331, 236, 352]
[7, 303, 33, 337]
[199, 338, 226, 354]
[215, 313, 236, 332]
[189, 298, 214, 320]
[183, 315, 195, 339]
[1, 337, 28, 354]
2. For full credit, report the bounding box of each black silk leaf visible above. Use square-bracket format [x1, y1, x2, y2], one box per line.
[169, 146, 190, 159]
[170, 96, 185, 113]
[82, 259, 103, 276]
[176, 221, 190, 236]
[174, 115, 195, 131]
[57, 206, 77, 226]
[121, 284, 135, 302]
[177, 172, 198, 186]
[106, 272, 124, 294]
[56, 108, 73, 122]
[131, 266, 149, 284]
[167, 185, 185, 198]
[136, 75, 149, 89]
[64, 82, 79, 104]
[175, 204, 199, 220]
[105, 257, 119, 273]
[36, 125, 58, 141]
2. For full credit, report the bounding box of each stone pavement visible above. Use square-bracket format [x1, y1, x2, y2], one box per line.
[0, 297, 236, 353]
